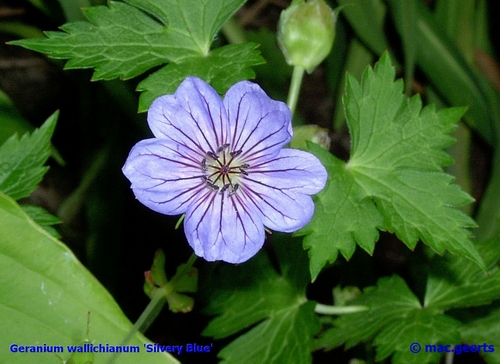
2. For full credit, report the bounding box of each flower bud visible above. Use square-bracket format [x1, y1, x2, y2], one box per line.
[277, 0, 336, 73]
[290, 125, 331, 150]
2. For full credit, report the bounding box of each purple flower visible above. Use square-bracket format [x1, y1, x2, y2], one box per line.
[122, 77, 327, 263]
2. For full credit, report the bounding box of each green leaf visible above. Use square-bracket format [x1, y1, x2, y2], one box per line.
[0, 91, 64, 165]
[424, 237, 500, 310]
[0, 192, 178, 364]
[218, 301, 317, 364]
[0, 90, 34, 146]
[11, 1, 198, 80]
[0, 111, 57, 200]
[297, 52, 483, 280]
[202, 234, 319, 364]
[316, 276, 461, 364]
[137, 43, 264, 112]
[11, 0, 263, 112]
[21, 205, 61, 238]
[296, 149, 383, 280]
[123, 0, 245, 54]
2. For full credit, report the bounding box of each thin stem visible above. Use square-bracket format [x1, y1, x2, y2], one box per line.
[106, 288, 168, 364]
[315, 303, 368, 315]
[106, 253, 198, 364]
[57, 145, 110, 224]
[221, 17, 247, 44]
[286, 66, 305, 115]
[474, 150, 500, 241]
[445, 349, 454, 364]
[171, 253, 198, 285]
[185, 253, 198, 269]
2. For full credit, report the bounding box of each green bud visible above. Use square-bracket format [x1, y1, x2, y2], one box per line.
[333, 285, 362, 307]
[290, 125, 331, 150]
[277, 0, 336, 73]
[166, 291, 195, 313]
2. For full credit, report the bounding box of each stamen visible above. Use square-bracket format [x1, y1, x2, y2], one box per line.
[206, 151, 218, 160]
[229, 183, 239, 196]
[206, 180, 219, 191]
[220, 184, 231, 194]
[217, 143, 230, 153]
[202, 146, 248, 193]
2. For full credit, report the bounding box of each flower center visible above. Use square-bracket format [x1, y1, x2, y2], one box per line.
[201, 144, 250, 195]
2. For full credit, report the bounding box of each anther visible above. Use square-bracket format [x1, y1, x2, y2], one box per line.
[220, 184, 231, 194]
[206, 151, 218, 160]
[206, 180, 219, 191]
[230, 150, 243, 157]
[201, 158, 207, 171]
[239, 168, 248, 176]
[216, 143, 230, 153]
[229, 183, 239, 196]
[240, 163, 250, 169]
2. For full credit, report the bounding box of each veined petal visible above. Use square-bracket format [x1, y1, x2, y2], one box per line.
[122, 139, 204, 215]
[148, 77, 229, 155]
[242, 180, 316, 232]
[248, 148, 328, 194]
[241, 148, 327, 232]
[123, 77, 327, 264]
[223, 81, 292, 163]
[184, 190, 265, 263]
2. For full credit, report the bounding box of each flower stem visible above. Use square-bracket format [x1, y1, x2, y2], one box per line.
[107, 254, 198, 364]
[185, 253, 198, 269]
[58, 145, 110, 224]
[286, 66, 305, 115]
[221, 17, 247, 44]
[107, 288, 167, 364]
[315, 303, 368, 315]
[171, 253, 198, 285]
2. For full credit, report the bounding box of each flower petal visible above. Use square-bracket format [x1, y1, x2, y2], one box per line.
[242, 183, 316, 232]
[122, 138, 204, 215]
[223, 81, 292, 163]
[242, 148, 327, 232]
[249, 148, 327, 194]
[184, 190, 265, 263]
[148, 77, 229, 156]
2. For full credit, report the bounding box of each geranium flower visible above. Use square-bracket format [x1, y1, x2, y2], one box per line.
[122, 77, 327, 263]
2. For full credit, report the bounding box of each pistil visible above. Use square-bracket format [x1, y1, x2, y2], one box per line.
[200, 144, 250, 195]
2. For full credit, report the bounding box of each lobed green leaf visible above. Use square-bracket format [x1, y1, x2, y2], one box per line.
[20, 205, 61, 238]
[12, 2, 194, 80]
[316, 276, 461, 364]
[202, 234, 319, 364]
[137, 43, 264, 111]
[425, 237, 500, 310]
[10, 0, 262, 111]
[0, 111, 57, 200]
[299, 53, 483, 280]
[123, 0, 246, 55]
[296, 147, 383, 280]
